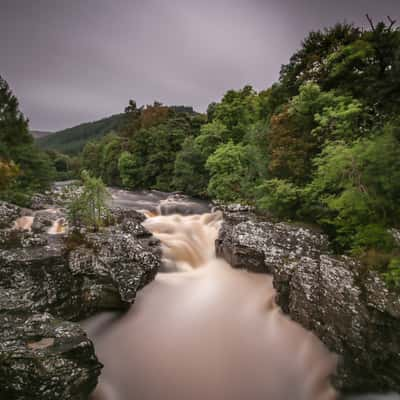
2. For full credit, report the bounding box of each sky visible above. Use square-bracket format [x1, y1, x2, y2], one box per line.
[1, 0, 399, 131]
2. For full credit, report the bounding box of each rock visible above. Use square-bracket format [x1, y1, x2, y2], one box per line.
[0, 312, 101, 400]
[69, 209, 161, 308]
[216, 216, 400, 393]
[216, 218, 329, 273]
[31, 209, 65, 233]
[30, 193, 55, 210]
[0, 205, 162, 399]
[212, 203, 257, 224]
[0, 201, 23, 228]
[389, 228, 400, 246]
[0, 208, 161, 320]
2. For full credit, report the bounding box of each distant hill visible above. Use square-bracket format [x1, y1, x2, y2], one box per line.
[36, 113, 125, 154]
[35, 106, 198, 155]
[31, 130, 54, 139]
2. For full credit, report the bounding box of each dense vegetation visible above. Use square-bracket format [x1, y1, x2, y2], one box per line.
[77, 17, 400, 281]
[1, 17, 399, 282]
[0, 76, 56, 205]
[37, 113, 125, 154]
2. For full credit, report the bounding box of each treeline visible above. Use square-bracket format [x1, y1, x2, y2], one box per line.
[1, 17, 399, 281]
[81, 18, 400, 280]
[0, 76, 57, 205]
[81, 101, 205, 191]
[37, 113, 126, 154]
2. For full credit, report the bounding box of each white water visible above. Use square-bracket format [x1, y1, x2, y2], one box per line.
[85, 212, 338, 400]
[13, 210, 66, 235]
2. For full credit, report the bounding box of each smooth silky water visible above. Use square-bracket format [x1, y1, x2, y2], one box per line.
[84, 211, 339, 400]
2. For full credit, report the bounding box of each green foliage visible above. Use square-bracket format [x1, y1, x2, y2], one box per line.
[37, 113, 125, 154]
[213, 85, 259, 143]
[206, 141, 249, 202]
[29, 16, 399, 282]
[118, 151, 143, 188]
[383, 257, 400, 288]
[194, 120, 227, 158]
[67, 171, 111, 231]
[0, 75, 55, 204]
[46, 150, 81, 181]
[352, 224, 396, 253]
[0, 159, 19, 191]
[172, 137, 208, 196]
[304, 129, 400, 250]
[256, 179, 302, 219]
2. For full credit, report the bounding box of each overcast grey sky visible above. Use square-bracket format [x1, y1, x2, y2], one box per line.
[1, 0, 399, 131]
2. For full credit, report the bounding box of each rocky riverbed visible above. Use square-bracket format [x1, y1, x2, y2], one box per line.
[0, 187, 399, 399]
[215, 205, 400, 395]
[0, 197, 161, 399]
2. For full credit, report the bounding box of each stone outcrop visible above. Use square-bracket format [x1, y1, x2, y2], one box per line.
[0, 202, 162, 399]
[216, 212, 400, 393]
[0, 313, 101, 400]
[0, 201, 24, 229]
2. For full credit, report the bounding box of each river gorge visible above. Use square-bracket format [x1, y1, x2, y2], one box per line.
[0, 184, 399, 399]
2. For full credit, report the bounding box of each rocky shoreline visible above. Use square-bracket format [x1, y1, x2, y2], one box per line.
[0, 196, 399, 398]
[0, 200, 161, 399]
[215, 205, 400, 393]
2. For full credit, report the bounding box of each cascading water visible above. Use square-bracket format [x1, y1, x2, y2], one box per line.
[84, 211, 337, 400]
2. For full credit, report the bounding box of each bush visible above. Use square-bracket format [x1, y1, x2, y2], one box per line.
[383, 257, 400, 288]
[67, 171, 111, 231]
[256, 179, 302, 219]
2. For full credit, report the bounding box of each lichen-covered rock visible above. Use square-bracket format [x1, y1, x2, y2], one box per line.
[216, 218, 329, 273]
[216, 216, 400, 393]
[68, 209, 161, 308]
[0, 205, 162, 399]
[0, 208, 161, 320]
[212, 203, 257, 224]
[31, 209, 65, 233]
[30, 193, 55, 210]
[0, 201, 23, 228]
[0, 312, 101, 400]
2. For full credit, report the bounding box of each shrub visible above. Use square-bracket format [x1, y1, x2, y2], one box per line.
[67, 170, 111, 231]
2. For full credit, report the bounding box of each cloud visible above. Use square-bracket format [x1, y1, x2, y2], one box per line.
[1, 0, 398, 130]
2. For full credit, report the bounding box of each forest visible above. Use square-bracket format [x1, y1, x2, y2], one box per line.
[1, 18, 400, 283]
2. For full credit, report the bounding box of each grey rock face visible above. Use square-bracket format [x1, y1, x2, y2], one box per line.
[30, 193, 55, 210]
[216, 212, 400, 393]
[0, 201, 23, 228]
[31, 209, 65, 233]
[0, 203, 162, 399]
[0, 206, 161, 319]
[0, 312, 101, 400]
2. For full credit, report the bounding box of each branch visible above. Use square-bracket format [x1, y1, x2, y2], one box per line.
[366, 14, 375, 31]
[387, 16, 397, 30]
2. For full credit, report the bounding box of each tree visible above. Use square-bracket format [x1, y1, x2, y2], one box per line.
[0, 76, 55, 203]
[267, 83, 365, 184]
[0, 159, 19, 191]
[67, 170, 111, 231]
[194, 120, 228, 158]
[173, 137, 208, 196]
[205, 141, 249, 202]
[0, 75, 32, 156]
[279, 23, 361, 95]
[305, 127, 400, 250]
[118, 151, 143, 188]
[213, 85, 259, 143]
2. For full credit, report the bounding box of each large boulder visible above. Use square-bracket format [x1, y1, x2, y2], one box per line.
[216, 212, 400, 393]
[0, 201, 23, 229]
[0, 207, 161, 320]
[0, 312, 101, 400]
